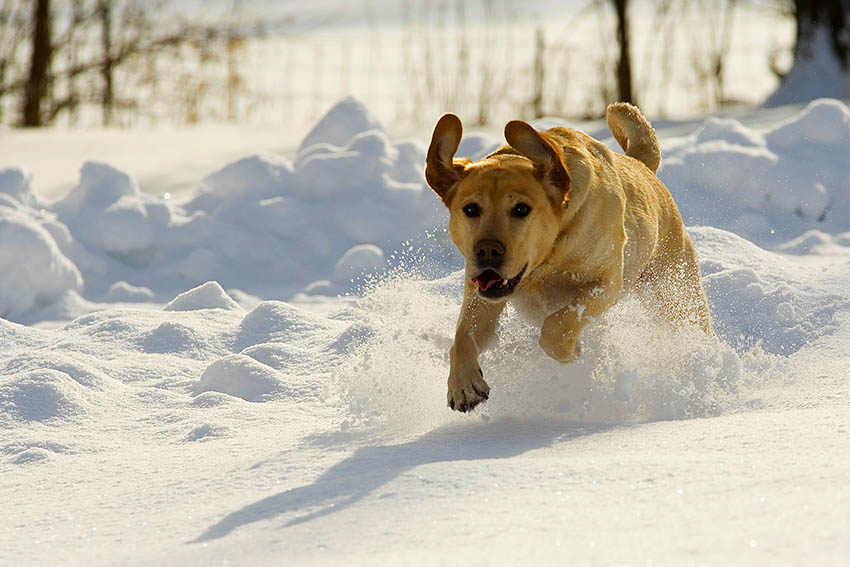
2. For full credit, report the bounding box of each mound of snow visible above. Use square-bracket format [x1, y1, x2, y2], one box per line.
[53, 161, 173, 267]
[765, 98, 850, 148]
[0, 369, 87, 423]
[193, 354, 288, 402]
[693, 117, 764, 147]
[55, 161, 138, 213]
[692, 227, 849, 353]
[185, 152, 296, 212]
[776, 229, 850, 256]
[0, 97, 444, 322]
[4, 96, 850, 326]
[236, 300, 346, 351]
[164, 281, 241, 311]
[1, 351, 109, 390]
[0, 205, 83, 318]
[297, 96, 384, 153]
[0, 168, 37, 207]
[332, 244, 386, 284]
[662, 99, 850, 245]
[105, 281, 156, 302]
[140, 321, 209, 358]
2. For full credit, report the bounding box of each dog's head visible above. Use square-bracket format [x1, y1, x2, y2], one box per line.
[426, 114, 571, 301]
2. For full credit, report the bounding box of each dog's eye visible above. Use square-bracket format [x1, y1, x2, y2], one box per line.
[511, 203, 531, 218]
[462, 203, 481, 218]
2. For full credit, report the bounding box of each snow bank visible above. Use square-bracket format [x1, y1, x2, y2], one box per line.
[2, 96, 850, 330]
[0, 98, 451, 323]
[0, 184, 83, 318]
[692, 227, 850, 353]
[3, 214, 843, 439]
[661, 98, 850, 245]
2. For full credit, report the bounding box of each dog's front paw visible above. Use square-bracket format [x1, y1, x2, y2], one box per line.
[447, 367, 490, 413]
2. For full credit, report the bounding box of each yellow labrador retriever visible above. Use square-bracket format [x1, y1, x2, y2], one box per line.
[425, 103, 713, 412]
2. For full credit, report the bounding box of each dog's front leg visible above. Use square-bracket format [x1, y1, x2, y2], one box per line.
[539, 280, 621, 363]
[447, 281, 505, 412]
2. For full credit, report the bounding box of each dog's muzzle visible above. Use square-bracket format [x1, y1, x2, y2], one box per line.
[472, 265, 526, 300]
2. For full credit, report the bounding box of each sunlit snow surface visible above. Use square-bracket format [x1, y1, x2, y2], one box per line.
[2, 98, 849, 565]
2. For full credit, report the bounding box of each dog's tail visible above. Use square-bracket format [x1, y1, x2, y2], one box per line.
[606, 102, 661, 174]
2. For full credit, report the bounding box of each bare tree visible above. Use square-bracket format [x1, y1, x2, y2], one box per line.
[531, 26, 545, 118]
[21, 0, 51, 126]
[0, 2, 27, 121]
[7, 0, 258, 127]
[766, 0, 850, 105]
[611, 0, 634, 104]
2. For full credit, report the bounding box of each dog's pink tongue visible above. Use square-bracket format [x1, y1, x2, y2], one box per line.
[473, 270, 501, 291]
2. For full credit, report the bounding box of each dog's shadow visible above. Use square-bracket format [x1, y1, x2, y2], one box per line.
[191, 418, 610, 543]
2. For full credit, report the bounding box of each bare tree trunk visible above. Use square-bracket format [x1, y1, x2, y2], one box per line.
[21, 0, 51, 126]
[793, 0, 849, 66]
[532, 26, 544, 118]
[612, 0, 634, 104]
[99, 0, 113, 126]
[766, 0, 850, 105]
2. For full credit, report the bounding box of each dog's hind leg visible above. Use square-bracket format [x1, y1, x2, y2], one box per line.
[639, 247, 714, 335]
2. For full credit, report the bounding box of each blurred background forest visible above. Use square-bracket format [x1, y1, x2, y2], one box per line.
[0, 0, 848, 129]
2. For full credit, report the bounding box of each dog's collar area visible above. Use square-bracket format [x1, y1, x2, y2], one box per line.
[472, 265, 526, 299]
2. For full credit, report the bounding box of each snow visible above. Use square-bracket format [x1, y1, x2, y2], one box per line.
[0, 99, 446, 324]
[2, 97, 850, 565]
[660, 98, 850, 245]
[0, 193, 83, 318]
[766, 25, 850, 107]
[163, 281, 241, 312]
[332, 244, 386, 285]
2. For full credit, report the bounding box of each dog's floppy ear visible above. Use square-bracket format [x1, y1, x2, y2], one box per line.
[504, 120, 570, 208]
[425, 113, 468, 205]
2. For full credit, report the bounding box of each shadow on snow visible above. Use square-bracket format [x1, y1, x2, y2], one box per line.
[191, 418, 612, 542]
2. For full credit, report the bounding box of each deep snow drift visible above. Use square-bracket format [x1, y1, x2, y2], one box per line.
[2, 97, 850, 325]
[0, 97, 446, 323]
[2, 98, 849, 566]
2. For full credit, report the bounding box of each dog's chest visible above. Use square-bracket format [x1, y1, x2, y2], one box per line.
[512, 272, 583, 327]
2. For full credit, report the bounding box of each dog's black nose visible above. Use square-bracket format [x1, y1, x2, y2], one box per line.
[474, 239, 505, 267]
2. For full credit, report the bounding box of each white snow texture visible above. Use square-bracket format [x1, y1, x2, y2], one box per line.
[2, 97, 849, 566]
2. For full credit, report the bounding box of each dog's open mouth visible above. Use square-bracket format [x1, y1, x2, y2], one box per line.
[472, 265, 526, 299]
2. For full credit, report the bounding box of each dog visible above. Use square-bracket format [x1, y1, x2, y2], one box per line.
[425, 102, 714, 412]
